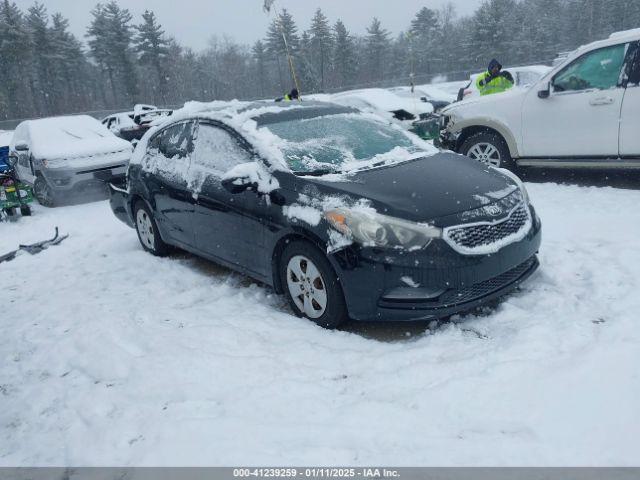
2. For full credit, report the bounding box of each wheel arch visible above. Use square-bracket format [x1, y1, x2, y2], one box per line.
[455, 121, 520, 158]
[271, 229, 329, 294]
[129, 193, 172, 246]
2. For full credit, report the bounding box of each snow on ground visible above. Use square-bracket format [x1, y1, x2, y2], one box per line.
[1, 181, 639, 466]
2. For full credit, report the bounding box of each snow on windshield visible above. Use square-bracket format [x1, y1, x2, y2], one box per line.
[263, 113, 435, 173]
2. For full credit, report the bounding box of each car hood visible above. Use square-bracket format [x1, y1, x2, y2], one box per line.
[441, 87, 527, 115]
[300, 152, 518, 223]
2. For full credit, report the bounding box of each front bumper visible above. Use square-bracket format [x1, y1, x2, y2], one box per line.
[435, 128, 458, 151]
[43, 164, 127, 193]
[331, 208, 542, 322]
[108, 181, 135, 228]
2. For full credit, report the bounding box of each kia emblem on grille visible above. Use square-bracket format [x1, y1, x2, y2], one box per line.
[486, 205, 503, 216]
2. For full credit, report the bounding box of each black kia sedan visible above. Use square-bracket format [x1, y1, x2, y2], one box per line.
[109, 101, 541, 328]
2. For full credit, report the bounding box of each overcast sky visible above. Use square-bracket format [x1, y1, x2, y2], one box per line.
[13, 0, 483, 50]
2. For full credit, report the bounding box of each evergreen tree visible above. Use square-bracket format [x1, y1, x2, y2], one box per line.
[332, 19, 357, 88]
[265, 8, 301, 92]
[365, 18, 390, 81]
[0, 0, 32, 118]
[26, 3, 54, 114]
[309, 8, 333, 90]
[87, 1, 138, 106]
[135, 10, 169, 103]
[470, 0, 519, 68]
[410, 7, 439, 75]
[297, 30, 317, 93]
[252, 40, 268, 97]
[49, 12, 93, 112]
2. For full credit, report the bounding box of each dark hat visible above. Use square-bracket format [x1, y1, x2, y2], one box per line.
[488, 59, 502, 72]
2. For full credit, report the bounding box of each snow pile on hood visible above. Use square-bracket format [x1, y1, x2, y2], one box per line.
[11, 115, 132, 161]
[331, 88, 433, 117]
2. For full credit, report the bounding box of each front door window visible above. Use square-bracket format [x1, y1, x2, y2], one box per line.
[553, 44, 627, 92]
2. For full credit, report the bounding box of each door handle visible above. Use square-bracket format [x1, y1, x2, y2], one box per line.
[590, 96, 614, 106]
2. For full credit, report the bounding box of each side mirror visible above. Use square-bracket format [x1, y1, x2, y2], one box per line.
[538, 82, 551, 99]
[222, 176, 258, 194]
[7, 154, 18, 167]
[14, 142, 29, 152]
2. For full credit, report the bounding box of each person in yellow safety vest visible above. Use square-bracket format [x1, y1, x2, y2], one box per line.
[284, 88, 299, 101]
[476, 59, 514, 96]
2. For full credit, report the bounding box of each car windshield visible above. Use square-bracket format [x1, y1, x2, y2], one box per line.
[263, 113, 427, 174]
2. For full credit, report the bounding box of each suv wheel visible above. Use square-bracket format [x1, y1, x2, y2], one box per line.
[33, 176, 56, 207]
[460, 131, 515, 170]
[134, 201, 171, 256]
[280, 240, 348, 329]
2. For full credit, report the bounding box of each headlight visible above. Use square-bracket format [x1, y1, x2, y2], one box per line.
[325, 208, 442, 250]
[493, 167, 530, 205]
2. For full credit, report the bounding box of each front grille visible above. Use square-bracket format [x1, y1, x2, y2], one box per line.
[444, 203, 531, 254]
[438, 257, 537, 306]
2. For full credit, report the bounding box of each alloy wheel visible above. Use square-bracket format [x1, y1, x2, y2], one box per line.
[467, 142, 502, 167]
[286, 255, 328, 319]
[136, 209, 155, 250]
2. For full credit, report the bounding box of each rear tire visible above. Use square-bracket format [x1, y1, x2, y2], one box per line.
[460, 131, 516, 171]
[134, 201, 171, 256]
[279, 240, 348, 329]
[33, 176, 56, 207]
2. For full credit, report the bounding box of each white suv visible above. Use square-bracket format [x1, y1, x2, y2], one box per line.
[437, 29, 640, 170]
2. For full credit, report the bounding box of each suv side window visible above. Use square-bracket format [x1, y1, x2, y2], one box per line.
[192, 123, 253, 176]
[553, 43, 627, 92]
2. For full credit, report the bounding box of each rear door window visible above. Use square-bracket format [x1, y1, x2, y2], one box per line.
[147, 121, 196, 184]
[554, 43, 628, 92]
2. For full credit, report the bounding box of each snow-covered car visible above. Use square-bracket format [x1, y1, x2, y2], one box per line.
[103, 107, 173, 143]
[438, 29, 640, 170]
[456, 65, 552, 101]
[327, 88, 436, 139]
[389, 86, 454, 112]
[102, 112, 146, 142]
[109, 100, 541, 328]
[9, 115, 133, 206]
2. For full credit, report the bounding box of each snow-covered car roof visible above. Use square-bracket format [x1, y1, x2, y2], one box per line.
[133, 104, 158, 115]
[133, 99, 436, 174]
[103, 112, 137, 128]
[12, 115, 132, 160]
[561, 28, 640, 67]
[330, 88, 434, 117]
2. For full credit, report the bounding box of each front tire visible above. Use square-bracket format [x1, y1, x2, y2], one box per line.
[279, 240, 348, 329]
[33, 176, 56, 207]
[134, 201, 171, 256]
[460, 131, 515, 170]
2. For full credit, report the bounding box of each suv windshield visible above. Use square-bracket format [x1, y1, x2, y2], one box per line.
[264, 113, 427, 173]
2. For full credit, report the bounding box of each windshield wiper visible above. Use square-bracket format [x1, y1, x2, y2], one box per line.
[295, 167, 339, 176]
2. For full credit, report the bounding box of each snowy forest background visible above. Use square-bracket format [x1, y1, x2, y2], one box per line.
[0, 0, 639, 121]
